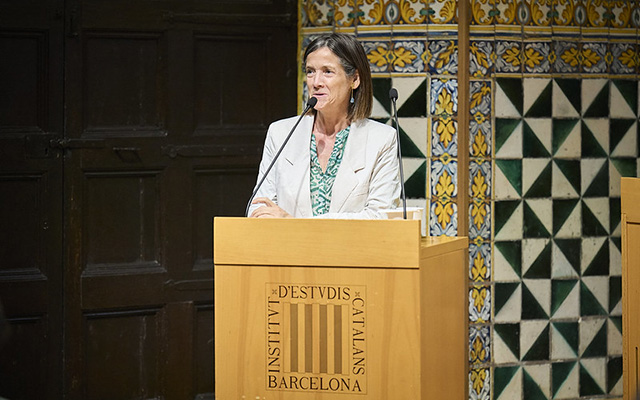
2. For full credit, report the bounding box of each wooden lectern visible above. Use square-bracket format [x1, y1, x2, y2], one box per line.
[622, 178, 640, 400]
[214, 217, 468, 399]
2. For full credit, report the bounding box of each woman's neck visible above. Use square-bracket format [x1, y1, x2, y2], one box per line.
[313, 112, 350, 136]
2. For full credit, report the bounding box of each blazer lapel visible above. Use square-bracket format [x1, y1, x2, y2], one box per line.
[282, 115, 313, 217]
[330, 120, 367, 213]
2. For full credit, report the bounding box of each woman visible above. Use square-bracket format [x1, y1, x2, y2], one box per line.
[248, 33, 400, 219]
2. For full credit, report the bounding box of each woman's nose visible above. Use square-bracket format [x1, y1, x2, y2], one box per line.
[311, 74, 323, 87]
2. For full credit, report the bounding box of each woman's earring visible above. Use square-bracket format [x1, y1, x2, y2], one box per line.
[350, 87, 355, 104]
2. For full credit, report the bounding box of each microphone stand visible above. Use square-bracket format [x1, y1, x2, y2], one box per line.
[389, 88, 407, 219]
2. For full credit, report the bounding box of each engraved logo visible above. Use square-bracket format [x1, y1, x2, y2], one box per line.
[266, 284, 367, 393]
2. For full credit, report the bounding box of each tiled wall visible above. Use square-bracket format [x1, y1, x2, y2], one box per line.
[299, 1, 639, 399]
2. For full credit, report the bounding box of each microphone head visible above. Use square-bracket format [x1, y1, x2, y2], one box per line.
[389, 88, 398, 100]
[307, 96, 318, 108]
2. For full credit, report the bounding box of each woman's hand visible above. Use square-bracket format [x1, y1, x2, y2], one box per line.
[249, 198, 292, 218]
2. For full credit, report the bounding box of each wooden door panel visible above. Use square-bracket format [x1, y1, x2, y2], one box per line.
[83, 309, 161, 399]
[0, 32, 48, 131]
[0, 2, 64, 398]
[83, 171, 163, 271]
[84, 32, 166, 135]
[0, 316, 48, 399]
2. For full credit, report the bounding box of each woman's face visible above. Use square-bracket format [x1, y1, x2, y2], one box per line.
[305, 47, 359, 117]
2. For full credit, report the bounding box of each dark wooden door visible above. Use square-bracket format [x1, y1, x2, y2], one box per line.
[0, 0, 297, 398]
[0, 1, 65, 398]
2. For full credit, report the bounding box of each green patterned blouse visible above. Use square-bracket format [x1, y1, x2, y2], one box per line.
[310, 126, 350, 216]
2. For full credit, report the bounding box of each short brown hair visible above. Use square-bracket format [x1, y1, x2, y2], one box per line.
[303, 33, 372, 122]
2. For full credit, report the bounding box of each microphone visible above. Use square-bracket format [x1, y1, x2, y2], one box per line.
[245, 96, 318, 216]
[389, 88, 407, 219]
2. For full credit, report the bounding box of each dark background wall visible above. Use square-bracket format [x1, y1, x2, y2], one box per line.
[0, 0, 297, 398]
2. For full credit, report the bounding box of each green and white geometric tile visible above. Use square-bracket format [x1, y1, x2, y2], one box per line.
[494, 240, 521, 282]
[522, 238, 552, 280]
[582, 79, 609, 118]
[495, 118, 522, 158]
[580, 159, 608, 197]
[552, 360, 580, 399]
[579, 358, 607, 397]
[581, 197, 609, 237]
[610, 79, 638, 119]
[523, 159, 552, 199]
[580, 237, 609, 277]
[523, 119, 553, 158]
[551, 322, 579, 360]
[495, 78, 522, 118]
[582, 119, 609, 157]
[523, 78, 552, 118]
[608, 356, 623, 396]
[551, 239, 581, 279]
[579, 316, 608, 358]
[493, 323, 520, 364]
[523, 364, 551, 399]
[522, 279, 551, 320]
[494, 366, 522, 400]
[610, 237, 622, 275]
[609, 119, 637, 157]
[552, 119, 581, 158]
[552, 160, 581, 199]
[494, 282, 521, 323]
[582, 275, 610, 313]
[607, 317, 623, 356]
[552, 79, 581, 118]
[494, 200, 523, 240]
[371, 76, 428, 199]
[552, 199, 581, 238]
[520, 320, 550, 361]
[550, 278, 580, 319]
[609, 275, 623, 315]
[495, 159, 522, 200]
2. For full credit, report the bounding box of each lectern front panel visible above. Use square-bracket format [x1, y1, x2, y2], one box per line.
[215, 264, 420, 399]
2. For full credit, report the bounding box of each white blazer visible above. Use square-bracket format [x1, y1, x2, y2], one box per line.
[248, 115, 401, 219]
